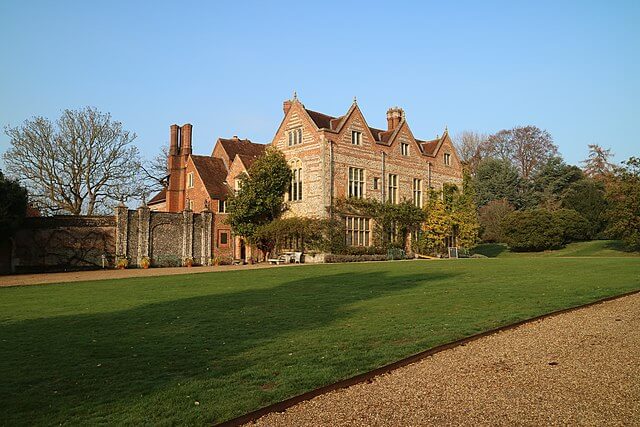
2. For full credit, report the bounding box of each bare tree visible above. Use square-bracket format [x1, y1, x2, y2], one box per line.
[484, 126, 558, 180]
[3, 107, 142, 215]
[581, 144, 615, 179]
[453, 131, 487, 176]
[140, 145, 169, 201]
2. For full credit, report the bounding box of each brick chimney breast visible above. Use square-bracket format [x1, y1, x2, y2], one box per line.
[386, 107, 404, 130]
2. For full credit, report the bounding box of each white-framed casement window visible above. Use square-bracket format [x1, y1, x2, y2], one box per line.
[401, 142, 409, 156]
[444, 153, 451, 166]
[187, 172, 194, 188]
[288, 128, 303, 146]
[346, 216, 370, 246]
[348, 167, 365, 198]
[351, 130, 362, 145]
[387, 174, 398, 204]
[413, 178, 423, 207]
[218, 199, 226, 213]
[289, 159, 303, 201]
[188, 199, 194, 210]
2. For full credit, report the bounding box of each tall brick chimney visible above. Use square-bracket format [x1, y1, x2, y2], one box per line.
[169, 124, 179, 155]
[386, 107, 404, 131]
[181, 123, 193, 156]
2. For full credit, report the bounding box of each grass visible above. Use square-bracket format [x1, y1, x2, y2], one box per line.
[1, 256, 639, 425]
[471, 239, 640, 258]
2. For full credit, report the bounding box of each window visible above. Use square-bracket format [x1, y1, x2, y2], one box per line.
[401, 143, 409, 156]
[346, 216, 370, 246]
[188, 199, 194, 210]
[289, 159, 303, 201]
[373, 177, 380, 190]
[387, 174, 398, 204]
[351, 130, 362, 145]
[348, 167, 365, 198]
[218, 230, 229, 247]
[413, 178, 423, 207]
[187, 172, 194, 188]
[218, 199, 226, 213]
[444, 153, 451, 166]
[288, 128, 303, 146]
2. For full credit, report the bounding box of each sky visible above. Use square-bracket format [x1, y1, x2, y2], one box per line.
[1, 0, 638, 167]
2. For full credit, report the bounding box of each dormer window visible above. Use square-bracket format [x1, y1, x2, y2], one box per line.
[288, 128, 303, 146]
[401, 143, 409, 156]
[444, 153, 451, 166]
[351, 131, 362, 145]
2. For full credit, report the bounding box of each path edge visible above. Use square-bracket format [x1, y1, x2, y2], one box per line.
[214, 288, 640, 426]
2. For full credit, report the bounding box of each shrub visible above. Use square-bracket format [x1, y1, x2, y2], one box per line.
[324, 254, 388, 263]
[478, 199, 515, 242]
[502, 209, 564, 251]
[553, 209, 592, 243]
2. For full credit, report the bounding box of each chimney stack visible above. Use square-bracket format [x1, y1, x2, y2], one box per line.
[169, 124, 179, 155]
[386, 107, 404, 131]
[283, 100, 292, 115]
[181, 123, 193, 156]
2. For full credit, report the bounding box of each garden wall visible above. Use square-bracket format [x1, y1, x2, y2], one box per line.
[6, 206, 213, 273]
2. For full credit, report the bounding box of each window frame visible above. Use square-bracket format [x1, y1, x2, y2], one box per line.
[345, 216, 371, 247]
[351, 130, 362, 145]
[218, 199, 226, 213]
[444, 152, 451, 166]
[387, 173, 398, 204]
[401, 142, 409, 156]
[218, 230, 230, 247]
[412, 178, 423, 207]
[288, 159, 303, 201]
[348, 167, 365, 199]
[187, 172, 194, 188]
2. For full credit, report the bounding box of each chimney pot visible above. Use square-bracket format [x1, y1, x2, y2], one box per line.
[386, 107, 404, 131]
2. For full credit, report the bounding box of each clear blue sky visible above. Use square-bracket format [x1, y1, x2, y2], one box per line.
[1, 0, 638, 166]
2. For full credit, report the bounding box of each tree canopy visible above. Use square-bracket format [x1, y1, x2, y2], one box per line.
[226, 147, 292, 239]
[3, 107, 142, 215]
[0, 170, 28, 235]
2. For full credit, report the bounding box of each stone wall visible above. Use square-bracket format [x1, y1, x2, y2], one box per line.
[115, 205, 212, 267]
[10, 215, 116, 273]
[5, 207, 213, 273]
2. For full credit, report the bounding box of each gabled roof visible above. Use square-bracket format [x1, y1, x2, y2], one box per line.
[148, 188, 166, 205]
[236, 153, 260, 171]
[417, 131, 449, 157]
[191, 155, 231, 199]
[305, 109, 337, 130]
[216, 137, 266, 162]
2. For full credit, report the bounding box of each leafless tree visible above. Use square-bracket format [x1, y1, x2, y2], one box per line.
[581, 144, 615, 179]
[3, 107, 143, 215]
[483, 126, 558, 180]
[140, 145, 169, 201]
[453, 131, 488, 176]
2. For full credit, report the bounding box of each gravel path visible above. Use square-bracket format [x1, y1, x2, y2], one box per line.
[0, 262, 293, 287]
[252, 292, 640, 426]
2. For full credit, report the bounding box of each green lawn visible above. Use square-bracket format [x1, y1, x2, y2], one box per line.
[472, 239, 639, 258]
[1, 257, 640, 425]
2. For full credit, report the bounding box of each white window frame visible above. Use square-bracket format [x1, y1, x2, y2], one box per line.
[413, 178, 423, 207]
[218, 199, 226, 213]
[187, 172, 194, 188]
[388, 174, 398, 204]
[401, 142, 409, 156]
[289, 159, 303, 201]
[346, 216, 370, 246]
[444, 153, 451, 166]
[348, 167, 365, 199]
[351, 130, 362, 145]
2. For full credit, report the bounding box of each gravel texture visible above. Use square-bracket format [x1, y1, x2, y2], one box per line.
[252, 292, 640, 426]
[0, 263, 292, 287]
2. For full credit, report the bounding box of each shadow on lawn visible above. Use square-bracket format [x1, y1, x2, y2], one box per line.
[0, 269, 457, 424]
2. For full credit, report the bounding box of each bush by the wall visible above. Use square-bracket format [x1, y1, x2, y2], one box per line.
[324, 254, 388, 263]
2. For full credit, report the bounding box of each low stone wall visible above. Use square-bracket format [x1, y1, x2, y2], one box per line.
[6, 207, 213, 273]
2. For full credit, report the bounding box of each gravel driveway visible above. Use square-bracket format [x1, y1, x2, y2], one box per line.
[252, 292, 640, 426]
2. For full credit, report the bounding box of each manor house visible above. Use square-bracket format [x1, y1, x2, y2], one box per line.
[148, 96, 463, 260]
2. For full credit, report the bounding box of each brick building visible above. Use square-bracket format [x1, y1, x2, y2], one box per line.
[149, 96, 462, 259]
[148, 125, 265, 261]
[272, 95, 463, 247]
